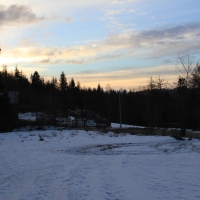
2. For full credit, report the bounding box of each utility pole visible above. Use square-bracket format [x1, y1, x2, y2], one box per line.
[119, 91, 122, 129]
[106, 84, 111, 122]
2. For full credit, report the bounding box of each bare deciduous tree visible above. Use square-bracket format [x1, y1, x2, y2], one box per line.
[147, 77, 156, 91]
[176, 54, 195, 88]
[176, 54, 196, 137]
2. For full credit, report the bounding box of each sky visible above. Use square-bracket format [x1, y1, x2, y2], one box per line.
[1, 0, 200, 90]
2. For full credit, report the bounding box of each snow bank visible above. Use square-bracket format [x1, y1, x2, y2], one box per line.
[18, 112, 36, 121]
[111, 123, 145, 129]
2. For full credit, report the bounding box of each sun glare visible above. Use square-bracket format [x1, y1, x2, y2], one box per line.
[0, 56, 13, 65]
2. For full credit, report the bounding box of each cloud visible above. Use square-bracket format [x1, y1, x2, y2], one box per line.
[5, 21, 200, 67]
[40, 58, 51, 63]
[22, 38, 37, 47]
[100, 15, 135, 31]
[134, 22, 200, 56]
[111, 0, 137, 4]
[0, 4, 44, 26]
[66, 60, 84, 64]
[65, 17, 72, 23]
[111, 0, 126, 4]
[82, 17, 89, 22]
[101, 7, 137, 31]
[104, 8, 135, 16]
[99, 21, 200, 58]
[138, 23, 198, 41]
[127, 9, 135, 13]
[105, 9, 124, 15]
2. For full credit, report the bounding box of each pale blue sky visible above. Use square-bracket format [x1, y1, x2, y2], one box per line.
[1, 0, 200, 90]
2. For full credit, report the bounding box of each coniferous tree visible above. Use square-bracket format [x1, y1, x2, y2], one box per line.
[14, 66, 20, 80]
[59, 71, 67, 93]
[59, 71, 68, 116]
[31, 71, 42, 88]
[69, 78, 75, 88]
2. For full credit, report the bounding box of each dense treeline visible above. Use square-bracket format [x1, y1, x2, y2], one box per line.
[0, 56, 200, 133]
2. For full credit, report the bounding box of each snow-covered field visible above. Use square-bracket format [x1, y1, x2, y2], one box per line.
[0, 129, 200, 200]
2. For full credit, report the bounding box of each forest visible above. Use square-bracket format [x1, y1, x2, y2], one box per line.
[0, 55, 200, 133]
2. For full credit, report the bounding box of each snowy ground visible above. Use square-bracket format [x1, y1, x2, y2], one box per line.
[0, 129, 200, 200]
[18, 113, 36, 121]
[111, 123, 145, 129]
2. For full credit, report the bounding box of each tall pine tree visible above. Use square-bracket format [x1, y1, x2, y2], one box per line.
[59, 71, 67, 93]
